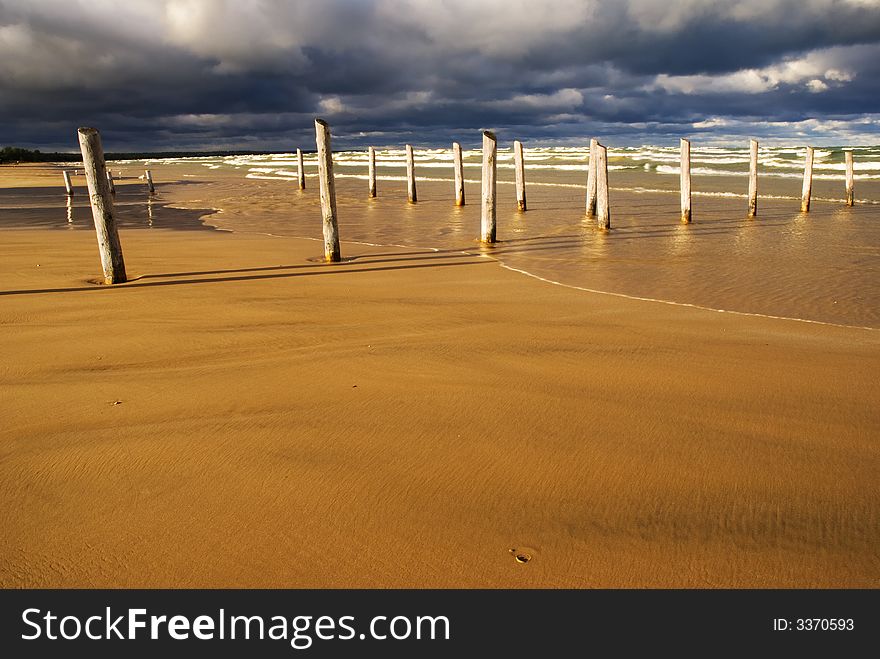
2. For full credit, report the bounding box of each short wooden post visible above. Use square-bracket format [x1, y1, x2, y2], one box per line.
[145, 169, 155, 194]
[845, 150, 854, 206]
[453, 141, 465, 206]
[747, 139, 758, 217]
[62, 170, 74, 196]
[680, 138, 691, 223]
[406, 144, 417, 203]
[368, 146, 377, 198]
[481, 130, 497, 243]
[297, 148, 306, 190]
[586, 138, 598, 217]
[314, 118, 341, 262]
[801, 146, 814, 212]
[514, 139, 527, 211]
[596, 143, 610, 230]
[106, 170, 116, 195]
[77, 127, 127, 284]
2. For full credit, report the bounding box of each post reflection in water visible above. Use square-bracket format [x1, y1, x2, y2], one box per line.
[66, 196, 74, 227]
[147, 197, 154, 227]
[670, 220, 694, 257]
[733, 216, 757, 255]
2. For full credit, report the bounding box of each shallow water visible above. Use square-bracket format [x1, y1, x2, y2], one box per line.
[4, 146, 879, 328]
[156, 146, 879, 329]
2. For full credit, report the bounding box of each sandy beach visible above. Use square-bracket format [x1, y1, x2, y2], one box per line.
[1, 163, 878, 588]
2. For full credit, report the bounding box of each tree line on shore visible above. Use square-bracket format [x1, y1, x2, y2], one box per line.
[0, 146, 293, 164]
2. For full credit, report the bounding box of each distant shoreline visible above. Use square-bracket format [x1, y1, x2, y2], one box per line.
[0, 147, 317, 164]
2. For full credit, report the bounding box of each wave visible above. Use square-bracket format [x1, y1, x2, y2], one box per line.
[655, 164, 880, 180]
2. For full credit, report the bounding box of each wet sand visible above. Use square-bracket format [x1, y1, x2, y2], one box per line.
[1, 165, 878, 587]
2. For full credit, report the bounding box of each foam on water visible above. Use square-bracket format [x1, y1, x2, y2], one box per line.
[214, 144, 880, 181]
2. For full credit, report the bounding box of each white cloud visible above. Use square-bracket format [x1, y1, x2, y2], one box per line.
[693, 117, 730, 128]
[318, 96, 346, 114]
[646, 47, 859, 95]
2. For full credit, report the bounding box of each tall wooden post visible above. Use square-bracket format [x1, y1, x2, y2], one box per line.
[314, 118, 341, 262]
[845, 150, 854, 206]
[514, 139, 527, 211]
[368, 146, 377, 198]
[77, 127, 127, 284]
[680, 138, 691, 223]
[297, 148, 306, 190]
[453, 141, 465, 206]
[62, 170, 74, 196]
[481, 130, 497, 244]
[145, 169, 155, 194]
[586, 138, 598, 217]
[801, 146, 814, 212]
[106, 170, 116, 195]
[596, 143, 610, 230]
[406, 144, 417, 203]
[747, 139, 758, 217]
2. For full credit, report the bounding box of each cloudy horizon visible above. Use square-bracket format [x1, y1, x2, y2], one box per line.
[2, 0, 880, 152]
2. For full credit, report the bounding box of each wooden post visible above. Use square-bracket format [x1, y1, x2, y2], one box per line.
[801, 146, 814, 212]
[514, 139, 527, 211]
[406, 144, 417, 203]
[747, 139, 758, 217]
[368, 146, 377, 198]
[481, 130, 497, 243]
[314, 118, 341, 262]
[596, 143, 610, 230]
[453, 141, 465, 206]
[145, 169, 155, 194]
[62, 170, 74, 196]
[586, 138, 598, 217]
[106, 170, 116, 195]
[845, 150, 854, 206]
[297, 148, 306, 190]
[77, 127, 127, 284]
[680, 138, 691, 223]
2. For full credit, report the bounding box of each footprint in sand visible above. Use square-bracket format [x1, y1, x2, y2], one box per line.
[509, 547, 537, 564]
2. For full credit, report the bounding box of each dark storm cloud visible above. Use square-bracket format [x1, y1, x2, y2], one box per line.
[1, 0, 879, 150]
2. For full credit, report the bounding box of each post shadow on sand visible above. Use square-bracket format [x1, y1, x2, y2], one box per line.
[0, 257, 491, 298]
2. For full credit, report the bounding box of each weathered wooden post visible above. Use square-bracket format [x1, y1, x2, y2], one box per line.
[368, 146, 377, 198]
[406, 144, 417, 203]
[586, 138, 598, 217]
[748, 139, 758, 217]
[145, 169, 155, 194]
[845, 150, 854, 206]
[453, 141, 465, 206]
[680, 138, 691, 223]
[481, 130, 497, 243]
[801, 146, 814, 212]
[106, 170, 116, 195]
[297, 148, 306, 190]
[514, 139, 527, 211]
[77, 127, 126, 284]
[596, 143, 610, 230]
[314, 118, 341, 262]
[62, 170, 74, 196]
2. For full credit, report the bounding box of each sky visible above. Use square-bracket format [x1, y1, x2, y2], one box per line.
[1, 0, 880, 151]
